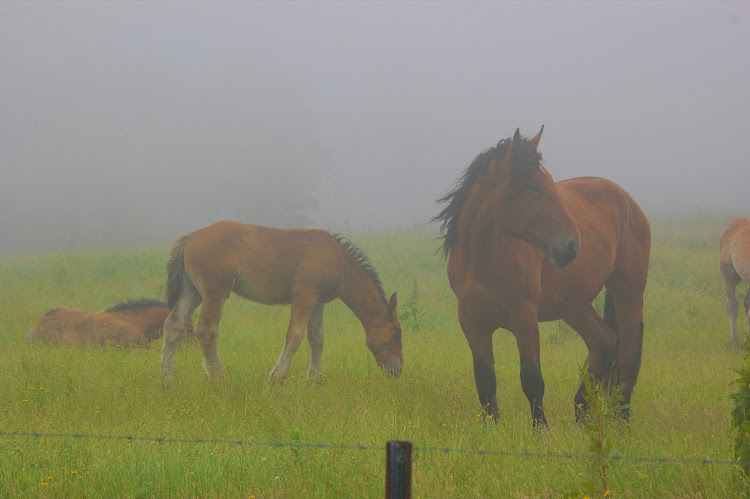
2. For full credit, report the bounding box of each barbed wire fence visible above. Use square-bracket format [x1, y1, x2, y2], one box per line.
[2, 430, 746, 498]
[1, 429, 744, 465]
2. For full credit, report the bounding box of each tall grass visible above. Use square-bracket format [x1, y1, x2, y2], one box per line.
[0, 217, 745, 496]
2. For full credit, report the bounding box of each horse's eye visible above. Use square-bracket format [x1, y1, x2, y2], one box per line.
[393, 329, 402, 339]
[527, 184, 542, 195]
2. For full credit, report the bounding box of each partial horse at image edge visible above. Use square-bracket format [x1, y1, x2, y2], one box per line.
[26, 298, 182, 347]
[433, 127, 650, 428]
[720, 218, 750, 347]
[161, 221, 403, 382]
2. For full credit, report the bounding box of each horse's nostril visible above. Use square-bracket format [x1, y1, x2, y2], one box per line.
[568, 239, 578, 255]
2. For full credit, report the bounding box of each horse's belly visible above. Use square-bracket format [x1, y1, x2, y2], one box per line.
[232, 275, 292, 305]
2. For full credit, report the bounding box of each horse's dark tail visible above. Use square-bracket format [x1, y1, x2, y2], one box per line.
[603, 288, 644, 386]
[165, 234, 192, 310]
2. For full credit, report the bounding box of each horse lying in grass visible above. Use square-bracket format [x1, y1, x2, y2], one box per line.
[433, 127, 651, 429]
[720, 218, 750, 348]
[26, 298, 186, 347]
[161, 221, 403, 383]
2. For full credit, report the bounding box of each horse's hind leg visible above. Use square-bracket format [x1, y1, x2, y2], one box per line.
[306, 303, 325, 379]
[196, 295, 228, 378]
[607, 289, 645, 420]
[270, 287, 320, 382]
[161, 281, 202, 382]
[722, 270, 741, 348]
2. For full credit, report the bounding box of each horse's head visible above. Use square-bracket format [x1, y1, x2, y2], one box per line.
[365, 292, 403, 376]
[488, 126, 580, 267]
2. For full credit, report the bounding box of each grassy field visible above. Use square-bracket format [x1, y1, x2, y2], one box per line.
[0, 215, 747, 497]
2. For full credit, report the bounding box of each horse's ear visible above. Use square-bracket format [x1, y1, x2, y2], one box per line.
[528, 125, 544, 150]
[502, 128, 523, 164]
[512, 127, 522, 145]
[387, 292, 398, 317]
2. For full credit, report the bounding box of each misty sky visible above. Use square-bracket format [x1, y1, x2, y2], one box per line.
[1, 2, 748, 253]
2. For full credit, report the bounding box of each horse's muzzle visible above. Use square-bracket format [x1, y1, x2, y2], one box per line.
[550, 237, 579, 267]
[383, 358, 403, 377]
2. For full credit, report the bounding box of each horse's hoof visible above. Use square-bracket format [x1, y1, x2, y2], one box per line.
[532, 416, 550, 432]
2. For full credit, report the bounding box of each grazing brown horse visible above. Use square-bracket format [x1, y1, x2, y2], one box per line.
[720, 218, 750, 347]
[433, 127, 651, 428]
[161, 221, 402, 382]
[26, 298, 179, 346]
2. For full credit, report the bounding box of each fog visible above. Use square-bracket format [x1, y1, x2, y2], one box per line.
[1, 2, 748, 254]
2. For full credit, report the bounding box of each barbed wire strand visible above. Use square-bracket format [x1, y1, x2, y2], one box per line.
[1, 430, 745, 467]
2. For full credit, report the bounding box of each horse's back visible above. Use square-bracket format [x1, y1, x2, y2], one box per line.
[542, 177, 650, 296]
[559, 177, 649, 254]
[558, 176, 647, 226]
[722, 218, 750, 281]
[183, 221, 341, 304]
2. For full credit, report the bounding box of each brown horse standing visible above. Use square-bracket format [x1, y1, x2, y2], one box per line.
[26, 298, 176, 346]
[433, 127, 651, 428]
[161, 221, 402, 382]
[720, 218, 750, 347]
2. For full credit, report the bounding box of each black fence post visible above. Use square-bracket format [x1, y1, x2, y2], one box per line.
[385, 440, 413, 499]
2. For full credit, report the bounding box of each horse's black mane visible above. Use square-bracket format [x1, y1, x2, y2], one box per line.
[105, 297, 168, 312]
[431, 135, 542, 256]
[331, 233, 387, 304]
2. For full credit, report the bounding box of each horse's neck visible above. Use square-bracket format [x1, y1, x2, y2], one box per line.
[337, 260, 386, 328]
[456, 188, 499, 264]
[456, 187, 530, 274]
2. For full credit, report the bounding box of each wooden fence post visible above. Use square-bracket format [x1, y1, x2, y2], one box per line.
[385, 440, 413, 499]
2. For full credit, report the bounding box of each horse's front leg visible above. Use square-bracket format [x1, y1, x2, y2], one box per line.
[458, 307, 498, 422]
[563, 304, 618, 421]
[510, 306, 548, 430]
[270, 288, 319, 382]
